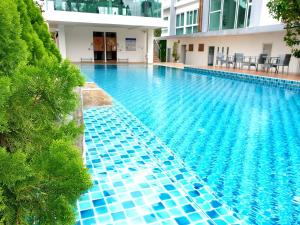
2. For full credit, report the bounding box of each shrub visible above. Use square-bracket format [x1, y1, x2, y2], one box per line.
[0, 0, 91, 224]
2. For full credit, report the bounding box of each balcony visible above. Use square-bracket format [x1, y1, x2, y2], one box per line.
[47, 0, 161, 18]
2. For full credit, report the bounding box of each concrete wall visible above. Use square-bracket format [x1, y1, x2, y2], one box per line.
[251, 0, 281, 27]
[63, 26, 149, 63]
[166, 31, 300, 73]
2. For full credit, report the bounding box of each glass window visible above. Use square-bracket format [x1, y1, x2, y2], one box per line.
[186, 27, 193, 34]
[237, 0, 246, 28]
[193, 25, 198, 33]
[186, 10, 198, 34]
[222, 0, 236, 29]
[209, 11, 220, 31]
[193, 10, 198, 24]
[210, 0, 221, 11]
[176, 28, 184, 35]
[247, 0, 252, 27]
[176, 14, 180, 26]
[176, 13, 184, 27]
[209, 0, 221, 31]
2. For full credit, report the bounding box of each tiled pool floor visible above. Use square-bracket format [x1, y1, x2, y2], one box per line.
[76, 103, 244, 225]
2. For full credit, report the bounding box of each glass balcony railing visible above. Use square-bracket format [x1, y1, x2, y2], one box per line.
[51, 0, 162, 18]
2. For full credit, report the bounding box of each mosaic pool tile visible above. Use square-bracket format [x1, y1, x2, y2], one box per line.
[76, 103, 245, 225]
[184, 67, 300, 91]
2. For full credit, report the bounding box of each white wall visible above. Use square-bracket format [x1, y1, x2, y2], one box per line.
[167, 32, 300, 73]
[258, 0, 281, 26]
[63, 26, 149, 63]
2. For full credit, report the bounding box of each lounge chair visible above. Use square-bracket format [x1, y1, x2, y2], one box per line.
[241, 53, 268, 71]
[266, 54, 291, 74]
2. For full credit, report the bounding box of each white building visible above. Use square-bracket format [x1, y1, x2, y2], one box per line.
[160, 0, 300, 73]
[42, 0, 167, 63]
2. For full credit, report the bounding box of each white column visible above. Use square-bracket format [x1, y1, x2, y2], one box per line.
[169, 0, 176, 36]
[202, 0, 210, 32]
[147, 29, 154, 64]
[249, 0, 263, 27]
[58, 24, 67, 59]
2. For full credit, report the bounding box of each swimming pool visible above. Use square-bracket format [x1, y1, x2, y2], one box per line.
[80, 64, 300, 225]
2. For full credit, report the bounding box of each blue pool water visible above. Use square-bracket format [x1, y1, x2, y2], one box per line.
[80, 64, 300, 225]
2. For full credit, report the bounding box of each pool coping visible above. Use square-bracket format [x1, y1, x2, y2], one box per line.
[184, 67, 300, 90]
[155, 64, 300, 90]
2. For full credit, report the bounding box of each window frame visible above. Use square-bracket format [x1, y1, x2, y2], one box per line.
[186, 9, 198, 34]
[208, 0, 252, 31]
[176, 13, 185, 35]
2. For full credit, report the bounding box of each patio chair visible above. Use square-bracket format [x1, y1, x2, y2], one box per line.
[216, 53, 226, 66]
[225, 55, 235, 68]
[241, 54, 268, 71]
[225, 53, 243, 68]
[266, 54, 291, 74]
[234, 53, 244, 69]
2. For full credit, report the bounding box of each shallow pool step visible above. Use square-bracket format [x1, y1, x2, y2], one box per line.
[76, 103, 245, 225]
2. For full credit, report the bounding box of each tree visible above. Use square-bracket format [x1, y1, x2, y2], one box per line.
[267, 0, 300, 58]
[0, 0, 91, 224]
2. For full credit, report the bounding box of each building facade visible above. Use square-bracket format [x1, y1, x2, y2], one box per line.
[41, 0, 167, 63]
[161, 0, 300, 73]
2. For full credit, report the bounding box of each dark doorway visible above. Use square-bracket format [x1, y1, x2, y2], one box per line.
[159, 40, 167, 62]
[93, 32, 105, 62]
[106, 32, 117, 62]
[208, 46, 215, 66]
[180, 45, 187, 64]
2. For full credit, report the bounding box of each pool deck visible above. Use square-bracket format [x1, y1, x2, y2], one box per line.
[76, 102, 245, 225]
[154, 63, 300, 82]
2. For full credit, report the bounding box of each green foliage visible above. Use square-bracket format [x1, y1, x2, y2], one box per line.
[0, 0, 91, 224]
[172, 42, 180, 62]
[0, 1, 27, 75]
[154, 28, 162, 37]
[267, 0, 300, 58]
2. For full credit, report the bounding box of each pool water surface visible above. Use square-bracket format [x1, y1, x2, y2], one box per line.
[80, 64, 300, 225]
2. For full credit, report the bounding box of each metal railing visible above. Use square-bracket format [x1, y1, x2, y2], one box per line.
[49, 0, 162, 18]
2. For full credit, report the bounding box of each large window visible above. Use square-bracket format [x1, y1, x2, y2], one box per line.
[209, 0, 252, 31]
[247, 0, 252, 27]
[176, 13, 184, 35]
[186, 10, 198, 34]
[222, 0, 236, 29]
[209, 0, 221, 31]
[237, 0, 246, 28]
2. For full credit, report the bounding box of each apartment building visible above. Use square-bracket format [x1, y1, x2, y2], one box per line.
[160, 0, 299, 73]
[41, 0, 167, 63]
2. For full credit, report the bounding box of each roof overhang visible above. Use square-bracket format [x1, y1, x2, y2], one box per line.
[159, 24, 285, 40]
[43, 11, 168, 29]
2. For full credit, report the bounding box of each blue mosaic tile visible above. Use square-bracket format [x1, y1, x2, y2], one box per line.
[75, 104, 245, 225]
[184, 67, 300, 91]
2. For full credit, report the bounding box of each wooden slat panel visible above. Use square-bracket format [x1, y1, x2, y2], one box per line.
[93, 37, 104, 51]
[106, 37, 117, 52]
[198, 0, 203, 32]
